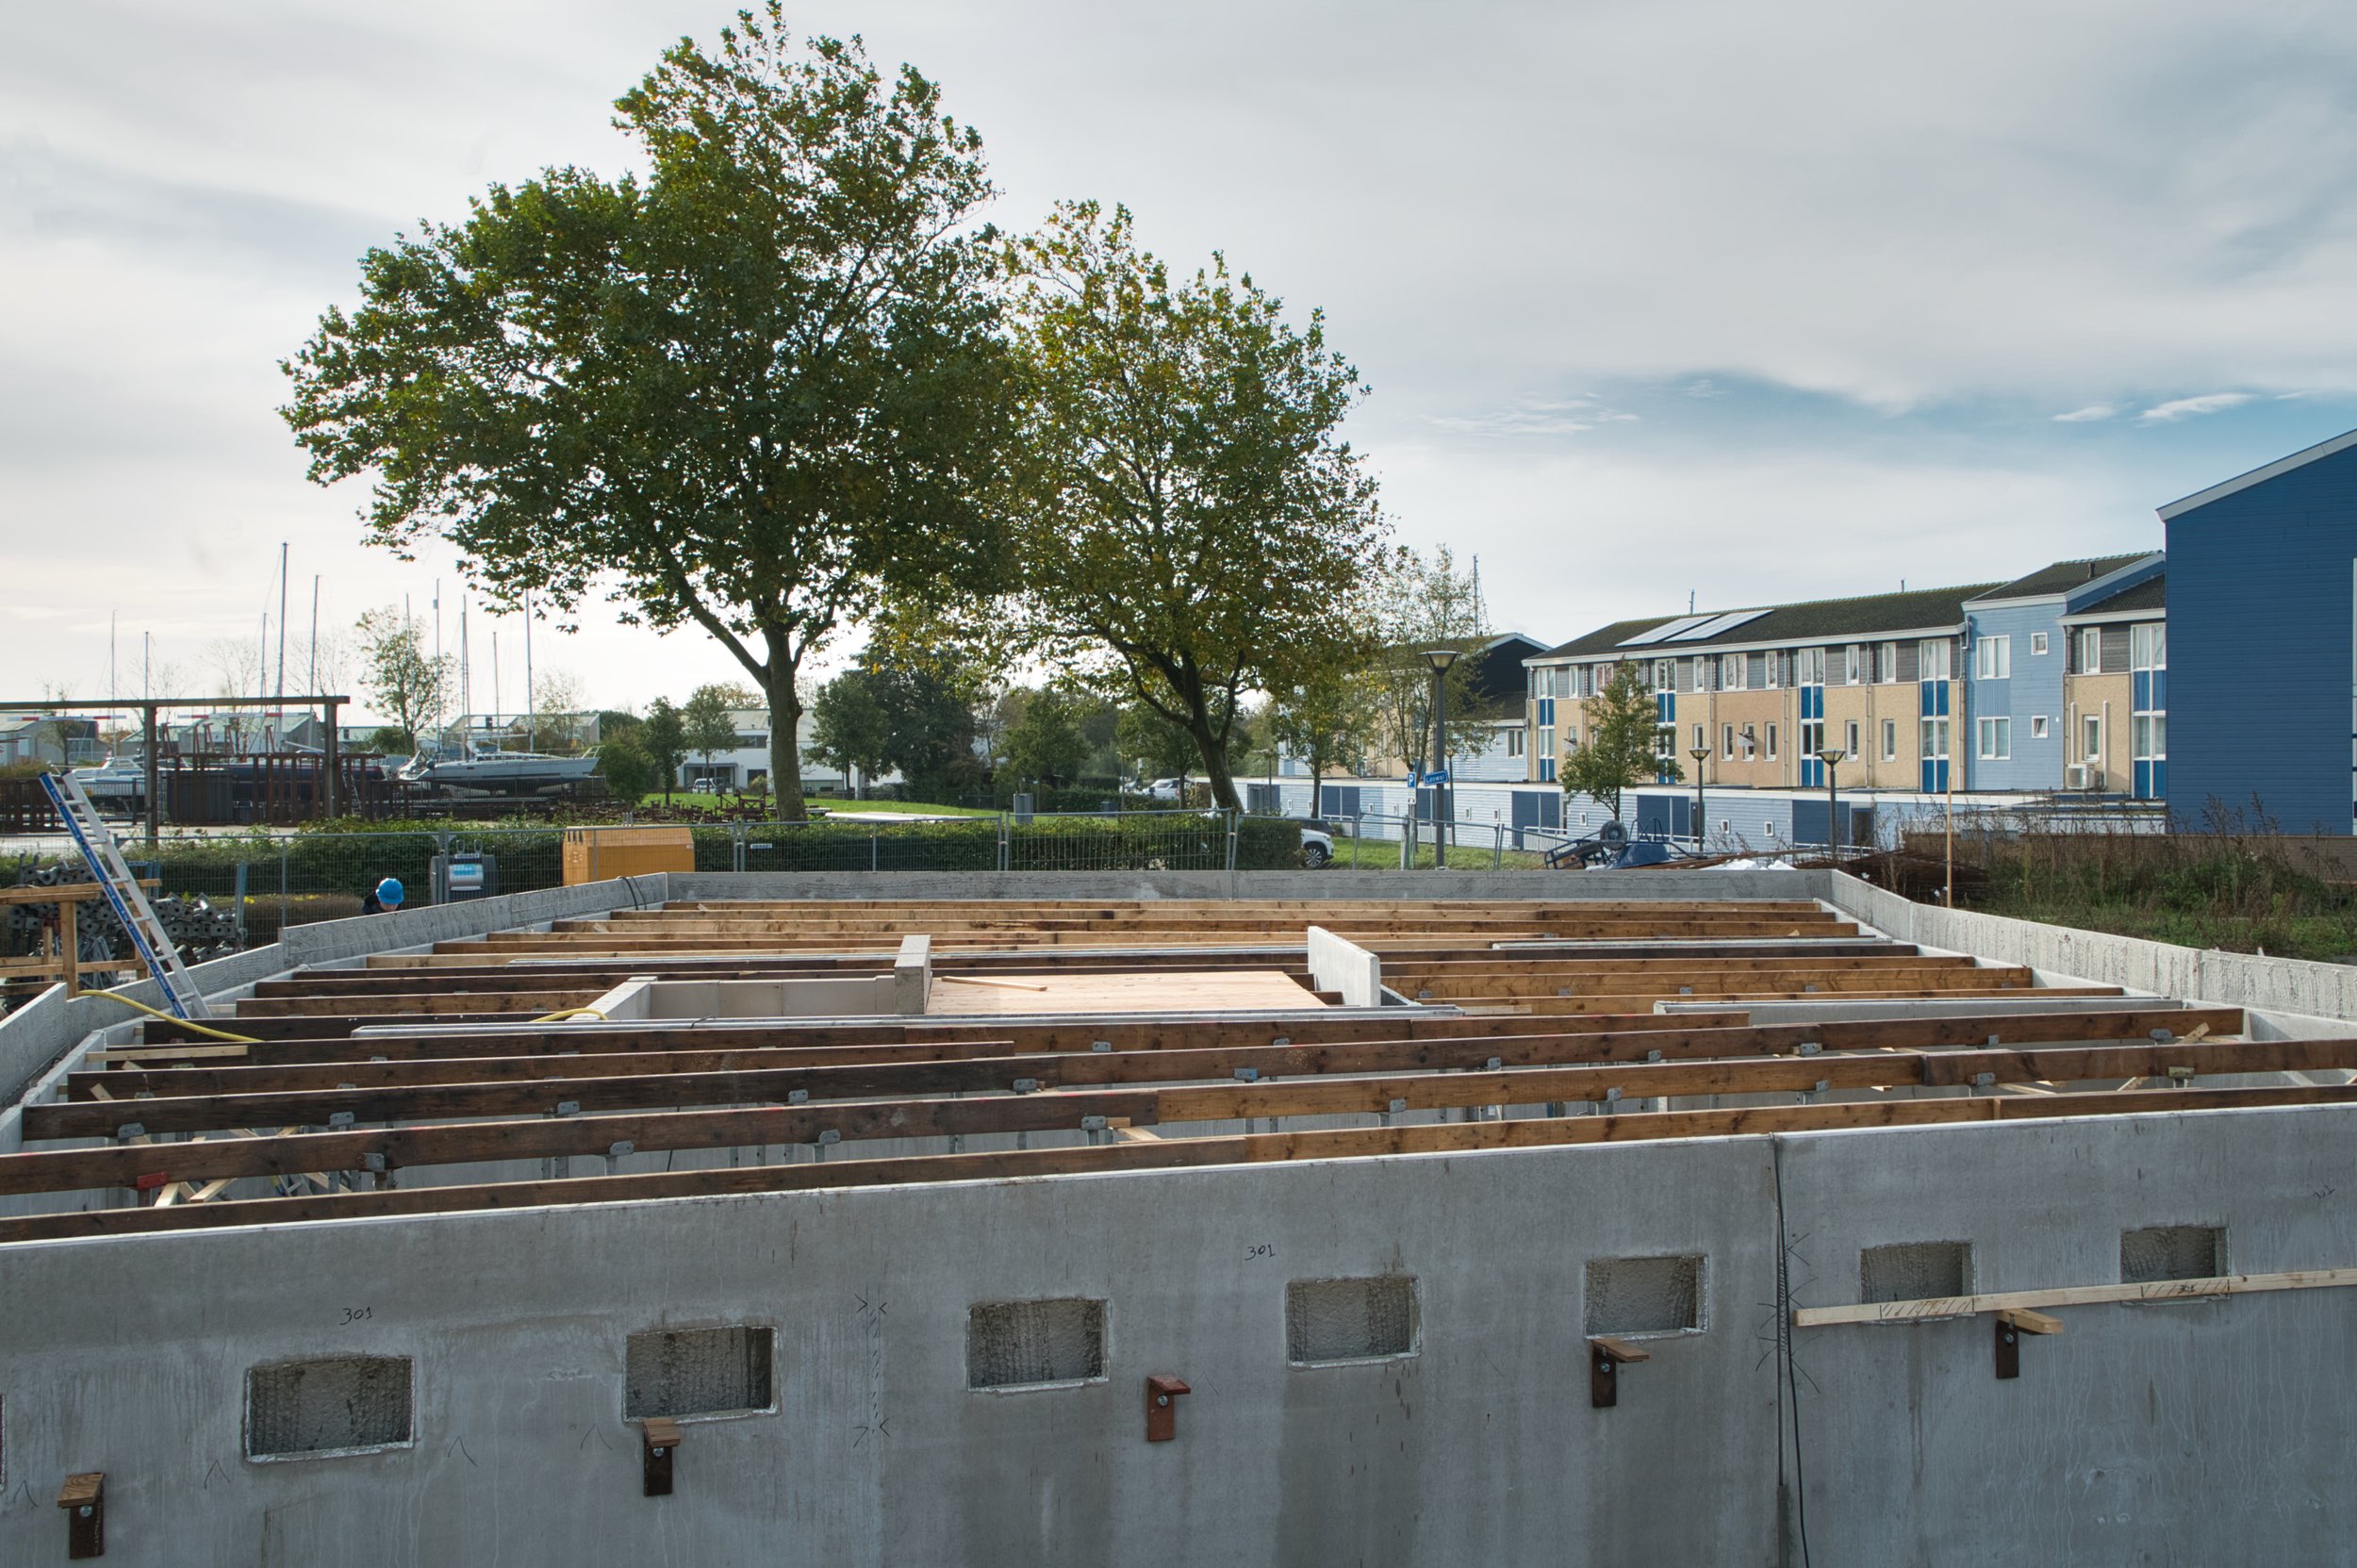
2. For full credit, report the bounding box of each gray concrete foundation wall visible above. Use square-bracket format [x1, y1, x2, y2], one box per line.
[1825, 869, 2357, 1029]
[5, 1106, 2357, 1564]
[668, 867, 1836, 903]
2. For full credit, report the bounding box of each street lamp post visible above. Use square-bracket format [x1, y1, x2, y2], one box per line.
[1422, 649, 1460, 869]
[1813, 748, 1847, 857]
[1689, 746, 1710, 852]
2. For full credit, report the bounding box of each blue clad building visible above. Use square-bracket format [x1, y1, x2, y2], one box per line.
[1961, 554, 2165, 795]
[2160, 428, 2357, 833]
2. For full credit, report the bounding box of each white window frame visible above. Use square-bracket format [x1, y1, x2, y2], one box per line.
[1977, 717, 2011, 760]
[1974, 635, 2010, 681]
[1843, 719, 1860, 756]
[1765, 722, 1779, 761]
[1654, 659, 1675, 694]
[1722, 723, 1737, 761]
[1844, 644, 1862, 685]
[1920, 717, 1950, 761]
[2083, 714, 2102, 761]
[1880, 718, 1897, 761]
[1691, 722, 1705, 751]
[1721, 654, 1743, 692]
[2076, 628, 2102, 674]
[2030, 715, 2049, 739]
[1877, 642, 1898, 684]
[1763, 652, 1781, 690]
[2031, 632, 2049, 656]
[1507, 728, 1525, 758]
[2132, 623, 2167, 671]
[1798, 646, 1825, 685]
[1920, 639, 1952, 681]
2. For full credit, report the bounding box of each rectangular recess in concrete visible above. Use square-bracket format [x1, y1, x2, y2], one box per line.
[2121, 1225, 2226, 1284]
[245, 1356, 413, 1460]
[1861, 1241, 1972, 1304]
[1286, 1276, 1419, 1365]
[1586, 1254, 1705, 1337]
[625, 1325, 775, 1420]
[967, 1298, 1106, 1390]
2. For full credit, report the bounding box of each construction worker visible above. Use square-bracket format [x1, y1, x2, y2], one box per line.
[361, 877, 405, 915]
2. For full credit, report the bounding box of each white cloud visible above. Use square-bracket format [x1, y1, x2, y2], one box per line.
[6, 0, 2356, 707]
[2137, 392, 2255, 422]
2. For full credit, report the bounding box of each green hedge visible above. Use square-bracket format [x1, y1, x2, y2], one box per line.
[122, 812, 1302, 900]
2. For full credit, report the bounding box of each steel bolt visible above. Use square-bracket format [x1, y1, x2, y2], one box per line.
[1155, 1395, 1168, 1407]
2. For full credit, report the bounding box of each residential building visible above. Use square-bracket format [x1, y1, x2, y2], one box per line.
[2059, 570, 2167, 798]
[1526, 584, 1997, 795]
[670, 706, 878, 795]
[2161, 427, 2357, 832]
[1962, 553, 2164, 797]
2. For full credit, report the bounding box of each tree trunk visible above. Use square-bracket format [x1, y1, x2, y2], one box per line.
[764, 630, 807, 822]
[1189, 718, 1240, 811]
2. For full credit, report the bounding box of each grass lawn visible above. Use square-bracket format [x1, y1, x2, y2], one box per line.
[1969, 898, 2357, 964]
[1324, 834, 1553, 871]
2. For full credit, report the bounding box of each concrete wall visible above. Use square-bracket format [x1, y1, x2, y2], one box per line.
[668, 868, 1838, 905]
[1825, 869, 2357, 1027]
[7, 1106, 2357, 1564]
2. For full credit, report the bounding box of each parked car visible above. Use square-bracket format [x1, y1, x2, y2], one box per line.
[1141, 777, 1185, 801]
[1300, 823, 1335, 867]
[688, 775, 727, 794]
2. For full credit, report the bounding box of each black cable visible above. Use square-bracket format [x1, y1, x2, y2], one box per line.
[1772, 1136, 1815, 1568]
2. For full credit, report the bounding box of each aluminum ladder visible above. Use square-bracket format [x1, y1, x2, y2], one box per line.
[38, 770, 211, 1019]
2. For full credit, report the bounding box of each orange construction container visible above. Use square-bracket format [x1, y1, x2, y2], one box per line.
[563, 825, 696, 884]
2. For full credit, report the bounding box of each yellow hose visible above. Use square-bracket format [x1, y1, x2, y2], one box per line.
[81, 988, 263, 1046]
[531, 1007, 608, 1023]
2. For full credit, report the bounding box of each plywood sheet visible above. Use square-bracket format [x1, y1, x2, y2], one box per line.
[924, 968, 1323, 1015]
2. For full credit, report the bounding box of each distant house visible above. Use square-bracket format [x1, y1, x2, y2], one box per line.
[1275, 632, 1552, 785]
[0, 715, 99, 767]
[669, 707, 889, 795]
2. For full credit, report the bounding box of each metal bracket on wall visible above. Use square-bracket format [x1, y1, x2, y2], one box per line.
[1993, 1308, 2062, 1379]
[641, 1418, 682, 1496]
[58, 1472, 104, 1559]
[1589, 1336, 1651, 1408]
[1146, 1374, 1191, 1442]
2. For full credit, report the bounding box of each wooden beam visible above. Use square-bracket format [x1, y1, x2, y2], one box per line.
[8, 1081, 2357, 1245]
[1795, 1268, 2357, 1328]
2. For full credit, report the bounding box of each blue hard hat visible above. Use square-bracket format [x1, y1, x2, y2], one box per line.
[377, 878, 405, 906]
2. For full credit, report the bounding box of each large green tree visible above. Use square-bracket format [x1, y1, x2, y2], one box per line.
[682, 685, 740, 784]
[805, 670, 891, 798]
[281, 8, 1012, 820]
[988, 201, 1388, 810]
[642, 698, 686, 803]
[353, 605, 451, 749]
[1001, 688, 1091, 789]
[1363, 545, 1490, 783]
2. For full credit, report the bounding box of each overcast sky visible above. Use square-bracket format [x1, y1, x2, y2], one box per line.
[8, 0, 2357, 724]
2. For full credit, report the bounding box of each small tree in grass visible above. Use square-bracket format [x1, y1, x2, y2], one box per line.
[1559, 661, 1677, 824]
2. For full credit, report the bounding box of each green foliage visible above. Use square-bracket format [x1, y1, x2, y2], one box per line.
[1114, 701, 1200, 783]
[682, 685, 738, 767]
[1559, 661, 1677, 823]
[1266, 663, 1374, 791]
[280, 7, 1013, 819]
[986, 201, 1388, 810]
[806, 671, 892, 795]
[368, 726, 415, 753]
[595, 729, 657, 802]
[1001, 688, 1090, 787]
[641, 699, 685, 801]
[1363, 545, 1489, 778]
[353, 606, 450, 740]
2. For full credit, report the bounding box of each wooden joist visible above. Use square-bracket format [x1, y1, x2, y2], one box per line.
[17, 1033, 2357, 1202]
[10, 1080, 2357, 1245]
